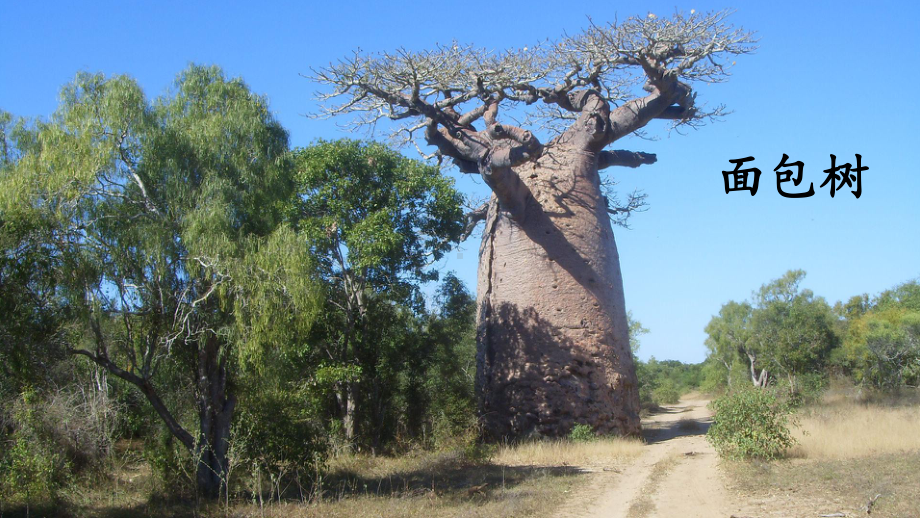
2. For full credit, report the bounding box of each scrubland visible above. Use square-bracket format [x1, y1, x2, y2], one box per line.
[6, 436, 642, 518]
[727, 386, 920, 517]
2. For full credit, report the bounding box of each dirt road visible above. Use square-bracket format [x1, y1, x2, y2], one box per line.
[568, 397, 746, 518]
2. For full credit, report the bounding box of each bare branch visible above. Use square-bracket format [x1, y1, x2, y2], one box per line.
[486, 122, 543, 169]
[598, 150, 657, 170]
[461, 201, 489, 241]
[311, 9, 755, 164]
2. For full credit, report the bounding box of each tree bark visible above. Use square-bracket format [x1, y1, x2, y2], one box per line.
[420, 83, 681, 440]
[748, 352, 768, 388]
[194, 334, 236, 500]
[475, 138, 641, 438]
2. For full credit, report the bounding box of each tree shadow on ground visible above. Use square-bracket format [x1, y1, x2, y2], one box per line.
[36, 454, 585, 518]
[1, 501, 202, 518]
[642, 407, 712, 445]
[318, 453, 582, 502]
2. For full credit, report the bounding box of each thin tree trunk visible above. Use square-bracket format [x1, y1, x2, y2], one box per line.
[343, 382, 356, 443]
[748, 353, 768, 388]
[74, 336, 235, 499]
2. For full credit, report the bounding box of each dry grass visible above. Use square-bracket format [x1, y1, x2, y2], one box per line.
[20, 436, 644, 517]
[727, 453, 920, 518]
[231, 471, 579, 518]
[726, 388, 920, 517]
[492, 436, 645, 468]
[234, 444, 594, 518]
[790, 403, 920, 459]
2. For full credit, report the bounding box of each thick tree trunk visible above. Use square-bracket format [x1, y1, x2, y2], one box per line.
[475, 143, 641, 439]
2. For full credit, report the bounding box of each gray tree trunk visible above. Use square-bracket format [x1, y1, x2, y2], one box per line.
[476, 143, 641, 438]
[195, 335, 236, 499]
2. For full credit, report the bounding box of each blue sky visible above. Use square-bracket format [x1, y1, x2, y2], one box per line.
[2, 0, 918, 363]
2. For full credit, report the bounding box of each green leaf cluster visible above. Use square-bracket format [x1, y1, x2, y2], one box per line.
[706, 386, 796, 460]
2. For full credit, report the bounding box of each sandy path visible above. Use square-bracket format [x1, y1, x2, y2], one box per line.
[572, 397, 745, 518]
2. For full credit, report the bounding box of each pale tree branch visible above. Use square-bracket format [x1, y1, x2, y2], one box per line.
[598, 150, 657, 170]
[311, 8, 756, 182]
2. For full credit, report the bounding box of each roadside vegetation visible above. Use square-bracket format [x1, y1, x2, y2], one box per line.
[702, 272, 920, 517]
[724, 385, 920, 517]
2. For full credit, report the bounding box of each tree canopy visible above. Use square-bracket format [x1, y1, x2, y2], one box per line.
[0, 65, 323, 497]
[705, 270, 836, 393]
[292, 139, 465, 445]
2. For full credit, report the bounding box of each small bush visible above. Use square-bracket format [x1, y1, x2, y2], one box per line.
[0, 390, 72, 505]
[706, 386, 796, 460]
[569, 424, 596, 442]
[652, 379, 682, 405]
[781, 372, 827, 407]
[143, 429, 195, 497]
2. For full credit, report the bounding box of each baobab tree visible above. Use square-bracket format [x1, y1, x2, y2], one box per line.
[313, 10, 756, 438]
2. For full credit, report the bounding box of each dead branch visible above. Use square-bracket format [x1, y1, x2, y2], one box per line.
[865, 493, 881, 514]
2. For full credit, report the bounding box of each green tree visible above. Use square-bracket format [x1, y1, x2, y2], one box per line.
[835, 281, 920, 389]
[0, 113, 69, 397]
[0, 66, 321, 498]
[627, 311, 649, 356]
[704, 271, 836, 394]
[750, 270, 836, 395]
[422, 273, 477, 446]
[292, 139, 463, 446]
[863, 314, 920, 389]
[704, 301, 756, 388]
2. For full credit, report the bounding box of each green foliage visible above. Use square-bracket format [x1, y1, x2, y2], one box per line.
[0, 390, 72, 504]
[0, 113, 67, 398]
[652, 379, 682, 405]
[863, 312, 920, 389]
[0, 66, 326, 497]
[630, 316, 703, 409]
[424, 274, 477, 449]
[752, 271, 837, 385]
[143, 429, 195, 495]
[627, 311, 649, 355]
[231, 372, 327, 490]
[636, 357, 704, 409]
[704, 270, 837, 394]
[699, 357, 746, 394]
[704, 300, 754, 388]
[293, 139, 463, 284]
[789, 372, 828, 406]
[707, 386, 796, 460]
[291, 140, 466, 449]
[568, 424, 596, 442]
[830, 280, 920, 390]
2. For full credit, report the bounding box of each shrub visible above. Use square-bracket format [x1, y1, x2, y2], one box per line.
[569, 423, 596, 442]
[0, 390, 72, 505]
[706, 386, 796, 460]
[652, 379, 682, 405]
